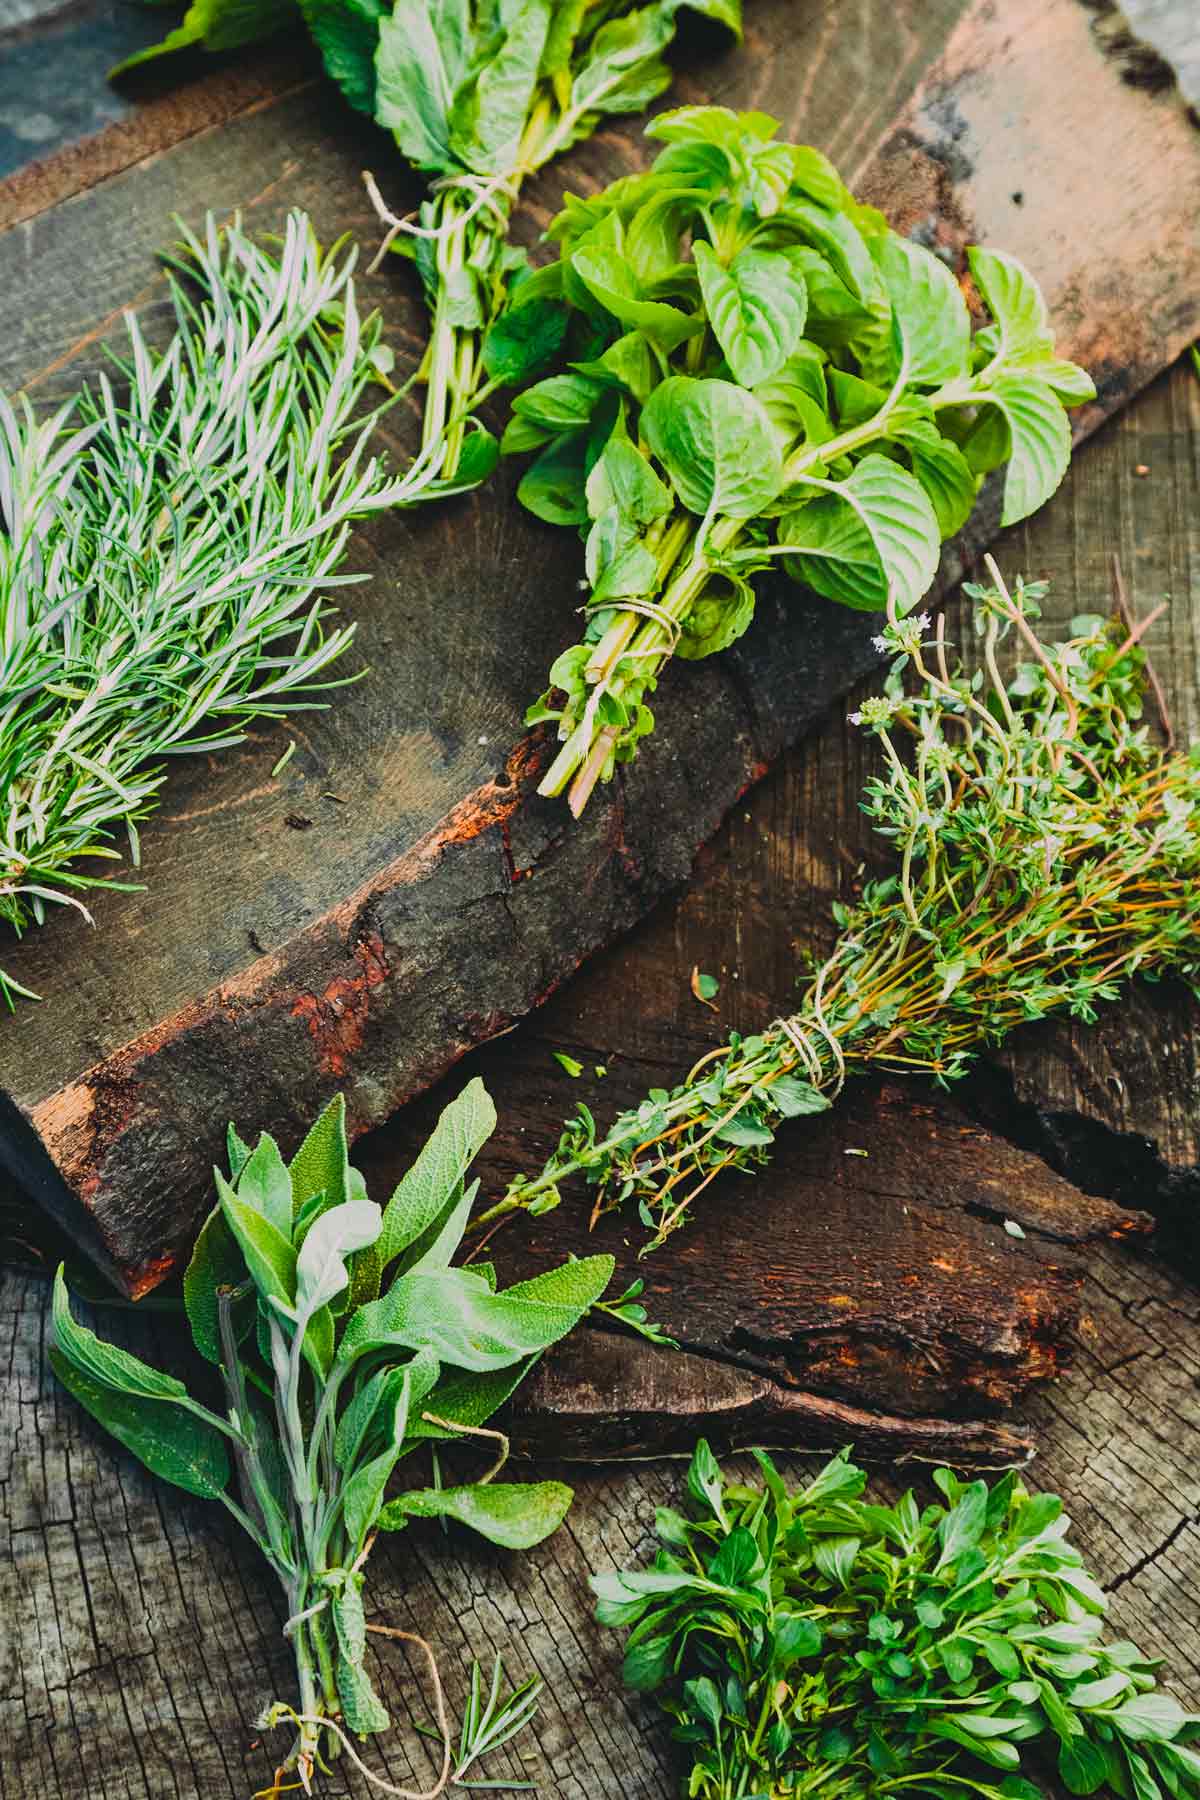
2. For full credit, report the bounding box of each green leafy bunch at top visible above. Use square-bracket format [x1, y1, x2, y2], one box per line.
[497, 105, 1093, 811]
[117, 0, 743, 506]
[594, 1440, 1200, 1800]
[50, 1077, 612, 1796]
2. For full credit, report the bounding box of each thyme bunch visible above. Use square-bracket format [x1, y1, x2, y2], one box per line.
[0, 213, 422, 1009]
[494, 558, 1200, 1246]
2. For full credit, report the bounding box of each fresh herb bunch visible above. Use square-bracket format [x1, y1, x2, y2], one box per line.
[491, 560, 1200, 1245]
[0, 211, 421, 1011]
[595, 1441, 1200, 1800]
[120, 0, 743, 507]
[49, 1078, 613, 1794]
[497, 106, 1092, 812]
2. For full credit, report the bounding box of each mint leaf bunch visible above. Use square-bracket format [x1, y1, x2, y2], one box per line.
[495, 563, 1200, 1245]
[595, 1441, 1200, 1800]
[50, 1078, 613, 1794]
[498, 106, 1093, 812]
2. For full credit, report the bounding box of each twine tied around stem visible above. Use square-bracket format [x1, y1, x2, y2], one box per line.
[582, 594, 684, 653]
[363, 168, 522, 272]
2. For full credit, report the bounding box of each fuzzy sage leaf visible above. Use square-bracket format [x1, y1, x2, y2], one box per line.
[49, 1079, 612, 1794]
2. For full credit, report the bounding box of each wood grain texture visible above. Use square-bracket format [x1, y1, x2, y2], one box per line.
[2, 1232, 1196, 1800]
[2, 23, 1199, 1790]
[2, 0, 1200, 1292]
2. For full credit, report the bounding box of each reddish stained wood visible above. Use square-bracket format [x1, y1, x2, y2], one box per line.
[2, 0, 1199, 1298]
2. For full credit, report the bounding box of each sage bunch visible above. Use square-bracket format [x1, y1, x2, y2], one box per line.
[498, 107, 1091, 811]
[50, 1078, 613, 1794]
[596, 1440, 1200, 1800]
[494, 560, 1200, 1245]
[0, 212, 422, 1010]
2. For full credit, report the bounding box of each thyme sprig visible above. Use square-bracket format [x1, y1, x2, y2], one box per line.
[491, 557, 1200, 1246]
[0, 212, 424, 1009]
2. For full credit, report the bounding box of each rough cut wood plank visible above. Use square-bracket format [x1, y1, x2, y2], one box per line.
[2, 54, 1199, 1792]
[364, 1071, 1147, 1453]
[3, 0, 1200, 1296]
[3, 1231, 1195, 1799]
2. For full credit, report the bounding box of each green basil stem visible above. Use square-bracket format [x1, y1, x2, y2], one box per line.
[539, 384, 919, 811]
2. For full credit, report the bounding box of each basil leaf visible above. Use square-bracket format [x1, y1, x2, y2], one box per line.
[780, 454, 940, 613]
[374, 0, 460, 171]
[585, 404, 672, 524]
[380, 1480, 574, 1549]
[642, 376, 783, 518]
[300, 0, 384, 115]
[865, 233, 971, 389]
[111, 0, 296, 71]
[572, 247, 702, 351]
[977, 374, 1073, 526]
[676, 571, 756, 659]
[449, 0, 553, 175]
[891, 419, 978, 537]
[694, 243, 808, 388]
[517, 432, 591, 525]
[481, 297, 569, 386]
[968, 246, 1056, 366]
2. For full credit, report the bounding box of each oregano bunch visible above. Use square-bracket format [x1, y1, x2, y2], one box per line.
[497, 106, 1092, 811]
[489, 559, 1200, 1246]
[50, 1078, 613, 1795]
[0, 211, 424, 1011]
[595, 1441, 1200, 1800]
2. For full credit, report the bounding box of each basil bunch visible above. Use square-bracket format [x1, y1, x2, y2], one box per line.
[500, 106, 1093, 812]
[50, 1078, 612, 1793]
[596, 1442, 1200, 1800]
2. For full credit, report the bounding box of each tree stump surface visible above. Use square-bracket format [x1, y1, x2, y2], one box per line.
[1, 5, 1199, 1795]
[2, 0, 1200, 1294]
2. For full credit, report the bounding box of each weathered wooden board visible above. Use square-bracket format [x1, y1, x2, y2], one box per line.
[2, 0, 1200, 1296]
[2, 258, 1198, 1800]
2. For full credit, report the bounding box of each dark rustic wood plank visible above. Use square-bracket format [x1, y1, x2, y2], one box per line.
[3, 31, 1199, 1793]
[3, 1231, 1196, 1799]
[3, 0, 1200, 1297]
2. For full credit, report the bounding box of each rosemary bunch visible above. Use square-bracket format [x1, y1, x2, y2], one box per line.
[0, 212, 421, 1009]
[493, 559, 1200, 1246]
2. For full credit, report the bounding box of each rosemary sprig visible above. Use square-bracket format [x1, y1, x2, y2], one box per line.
[491, 557, 1200, 1246]
[0, 212, 427, 1009]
